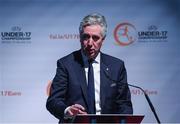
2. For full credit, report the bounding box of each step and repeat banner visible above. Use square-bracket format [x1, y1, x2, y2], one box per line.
[1, 0, 180, 123]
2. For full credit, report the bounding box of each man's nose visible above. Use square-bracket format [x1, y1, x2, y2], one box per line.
[87, 37, 93, 46]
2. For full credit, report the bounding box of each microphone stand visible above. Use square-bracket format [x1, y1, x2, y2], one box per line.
[104, 70, 161, 124]
[128, 84, 161, 124]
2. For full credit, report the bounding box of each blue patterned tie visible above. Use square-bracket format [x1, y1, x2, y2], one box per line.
[87, 59, 95, 114]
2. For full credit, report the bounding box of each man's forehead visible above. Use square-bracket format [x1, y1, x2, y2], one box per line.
[83, 25, 102, 32]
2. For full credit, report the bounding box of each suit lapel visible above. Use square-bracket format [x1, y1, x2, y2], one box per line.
[100, 53, 110, 110]
[73, 50, 88, 106]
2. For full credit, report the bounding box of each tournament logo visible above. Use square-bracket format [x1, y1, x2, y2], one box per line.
[1, 26, 31, 44]
[114, 22, 137, 46]
[114, 23, 168, 46]
[138, 25, 168, 42]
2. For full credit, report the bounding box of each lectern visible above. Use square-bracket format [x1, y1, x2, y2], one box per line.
[64, 114, 144, 123]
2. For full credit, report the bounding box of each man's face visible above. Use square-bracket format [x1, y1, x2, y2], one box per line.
[80, 25, 104, 59]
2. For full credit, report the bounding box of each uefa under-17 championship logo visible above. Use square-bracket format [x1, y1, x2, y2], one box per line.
[114, 22, 137, 46]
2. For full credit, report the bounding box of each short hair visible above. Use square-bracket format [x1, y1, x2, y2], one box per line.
[79, 13, 107, 38]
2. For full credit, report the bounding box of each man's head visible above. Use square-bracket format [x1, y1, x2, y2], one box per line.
[79, 13, 107, 59]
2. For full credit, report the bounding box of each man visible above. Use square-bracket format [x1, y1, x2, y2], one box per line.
[46, 13, 133, 122]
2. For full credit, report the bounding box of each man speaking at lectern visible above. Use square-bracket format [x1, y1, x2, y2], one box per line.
[46, 13, 133, 122]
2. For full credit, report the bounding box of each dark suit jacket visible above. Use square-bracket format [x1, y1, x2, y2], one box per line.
[46, 50, 133, 121]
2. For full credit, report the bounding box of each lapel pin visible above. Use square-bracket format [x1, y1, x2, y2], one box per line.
[106, 68, 109, 71]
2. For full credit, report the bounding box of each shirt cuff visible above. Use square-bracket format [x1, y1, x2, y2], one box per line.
[64, 106, 71, 115]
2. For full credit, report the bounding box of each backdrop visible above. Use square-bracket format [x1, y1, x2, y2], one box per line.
[1, 0, 180, 123]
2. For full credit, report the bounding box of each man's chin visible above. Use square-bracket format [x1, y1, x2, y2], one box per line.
[87, 53, 96, 59]
[83, 50, 97, 59]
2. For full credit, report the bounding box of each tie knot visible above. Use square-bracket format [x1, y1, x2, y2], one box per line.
[88, 59, 94, 64]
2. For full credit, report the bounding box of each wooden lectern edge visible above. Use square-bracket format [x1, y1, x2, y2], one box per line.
[65, 114, 145, 123]
[75, 114, 144, 116]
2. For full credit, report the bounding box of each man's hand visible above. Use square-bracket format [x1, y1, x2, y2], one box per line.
[66, 104, 87, 116]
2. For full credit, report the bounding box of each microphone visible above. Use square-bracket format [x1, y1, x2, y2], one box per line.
[103, 68, 161, 124]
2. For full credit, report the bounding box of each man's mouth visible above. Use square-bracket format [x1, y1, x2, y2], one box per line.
[87, 49, 94, 54]
[84, 48, 94, 56]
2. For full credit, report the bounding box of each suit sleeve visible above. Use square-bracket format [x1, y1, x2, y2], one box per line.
[116, 62, 133, 114]
[46, 59, 68, 119]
